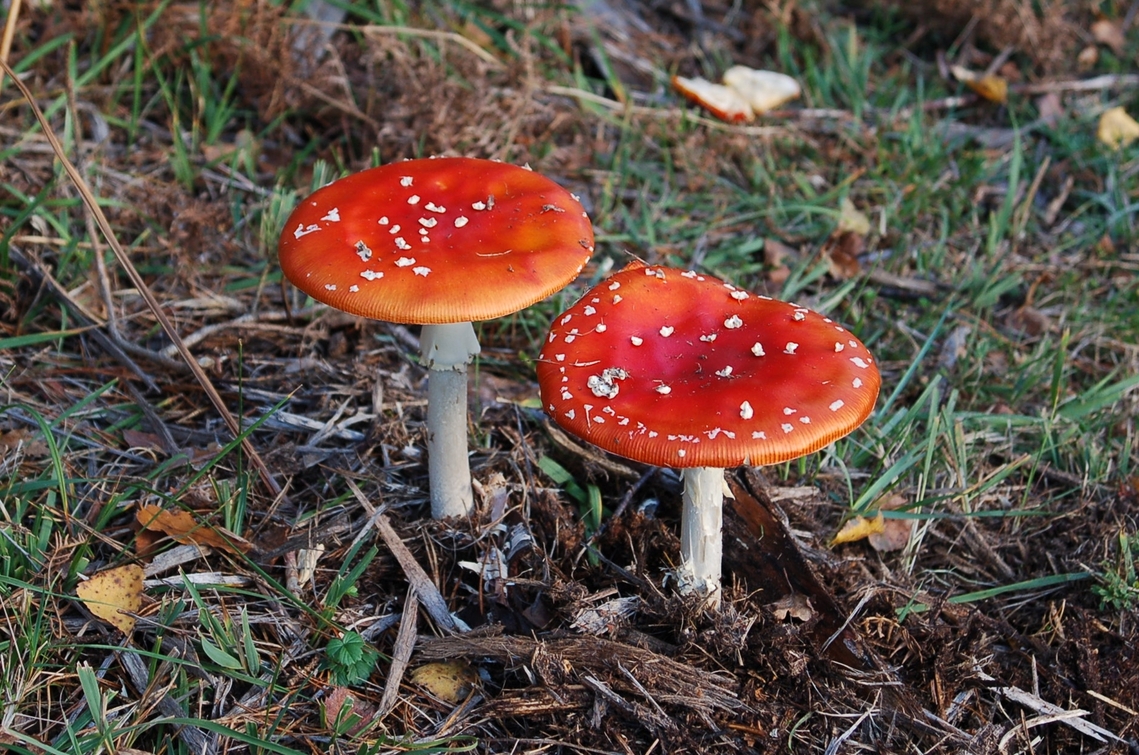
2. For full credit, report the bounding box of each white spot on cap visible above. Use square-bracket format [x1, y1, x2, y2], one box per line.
[324, 284, 337, 291]
[596, 324, 607, 332]
[752, 342, 765, 357]
[418, 217, 438, 228]
[349, 285, 359, 292]
[395, 237, 411, 250]
[321, 208, 340, 222]
[555, 354, 566, 362]
[389, 224, 400, 234]
[608, 281, 621, 291]
[716, 366, 733, 377]
[454, 216, 469, 228]
[740, 401, 753, 420]
[613, 295, 623, 303]
[681, 271, 698, 279]
[360, 269, 382, 280]
[413, 267, 431, 276]
[584, 306, 596, 316]
[730, 290, 748, 300]
[752, 431, 767, 439]
[783, 407, 796, 415]
[781, 423, 794, 434]
[561, 314, 573, 325]
[849, 340, 860, 348]
[400, 176, 413, 187]
[587, 367, 628, 399]
[472, 201, 487, 210]
[784, 342, 799, 354]
[659, 326, 674, 337]
[355, 241, 372, 261]
[677, 449, 687, 458]
[835, 342, 845, 352]
[407, 195, 420, 205]
[630, 336, 643, 346]
[725, 315, 743, 329]
[655, 384, 671, 395]
[425, 202, 445, 213]
[565, 409, 576, 420]
[793, 310, 807, 321]
[829, 400, 845, 411]
[851, 357, 870, 369]
[853, 377, 863, 388]
[700, 334, 717, 343]
[800, 416, 811, 424]
[395, 257, 416, 267]
[293, 223, 320, 239]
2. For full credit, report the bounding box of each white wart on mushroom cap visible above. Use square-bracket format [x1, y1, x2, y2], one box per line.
[536, 261, 881, 468]
[278, 157, 595, 324]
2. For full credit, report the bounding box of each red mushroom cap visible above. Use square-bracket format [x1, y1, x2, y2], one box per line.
[278, 157, 595, 324]
[536, 262, 881, 468]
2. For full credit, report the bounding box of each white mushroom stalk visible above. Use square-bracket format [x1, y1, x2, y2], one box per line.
[420, 322, 482, 518]
[678, 467, 726, 604]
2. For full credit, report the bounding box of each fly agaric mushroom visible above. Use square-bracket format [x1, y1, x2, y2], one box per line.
[536, 261, 880, 604]
[279, 157, 594, 519]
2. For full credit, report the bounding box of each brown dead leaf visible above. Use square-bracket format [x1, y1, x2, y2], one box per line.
[951, 65, 1008, 103]
[1035, 92, 1064, 124]
[822, 230, 863, 279]
[1006, 305, 1055, 337]
[1077, 45, 1099, 70]
[1098, 107, 1139, 148]
[410, 660, 479, 703]
[76, 564, 144, 635]
[122, 429, 166, 454]
[136, 504, 252, 554]
[0, 428, 48, 458]
[832, 513, 885, 546]
[764, 237, 797, 285]
[767, 593, 814, 622]
[866, 494, 914, 553]
[1091, 19, 1125, 54]
[322, 687, 374, 735]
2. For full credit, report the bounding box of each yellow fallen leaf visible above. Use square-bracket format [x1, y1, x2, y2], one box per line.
[409, 661, 479, 703]
[838, 197, 871, 235]
[1098, 107, 1139, 148]
[136, 504, 251, 554]
[951, 65, 1008, 104]
[77, 565, 144, 635]
[831, 513, 885, 546]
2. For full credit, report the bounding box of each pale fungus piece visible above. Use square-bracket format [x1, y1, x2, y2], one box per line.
[721, 66, 802, 114]
[535, 261, 880, 605]
[279, 157, 595, 519]
[671, 75, 754, 123]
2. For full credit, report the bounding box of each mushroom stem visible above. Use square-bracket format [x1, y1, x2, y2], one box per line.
[678, 466, 725, 606]
[421, 322, 481, 519]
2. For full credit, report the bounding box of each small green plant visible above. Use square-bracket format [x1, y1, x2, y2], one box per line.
[1093, 530, 1139, 612]
[324, 631, 379, 687]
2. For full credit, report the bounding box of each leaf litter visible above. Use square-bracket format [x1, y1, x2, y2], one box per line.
[2, 0, 1139, 753]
